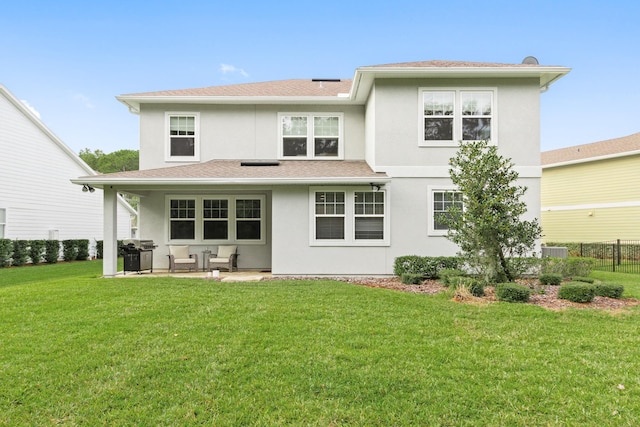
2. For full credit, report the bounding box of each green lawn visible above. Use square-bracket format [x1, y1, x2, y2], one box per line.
[1, 262, 640, 425]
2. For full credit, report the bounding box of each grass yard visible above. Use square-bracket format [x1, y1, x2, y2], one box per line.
[1, 262, 640, 425]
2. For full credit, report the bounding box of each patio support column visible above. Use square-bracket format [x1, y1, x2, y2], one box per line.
[103, 186, 118, 277]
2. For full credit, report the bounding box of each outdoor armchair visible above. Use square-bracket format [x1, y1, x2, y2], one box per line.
[168, 245, 199, 273]
[209, 245, 238, 272]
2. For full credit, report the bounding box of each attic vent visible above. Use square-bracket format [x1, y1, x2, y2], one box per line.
[311, 79, 341, 82]
[522, 56, 539, 65]
[240, 161, 280, 167]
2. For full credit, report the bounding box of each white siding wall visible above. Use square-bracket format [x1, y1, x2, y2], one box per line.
[0, 89, 132, 245]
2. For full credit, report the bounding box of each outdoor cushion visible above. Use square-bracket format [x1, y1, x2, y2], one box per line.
[216, 245, 237, 259]
[170, 245, 190, 260]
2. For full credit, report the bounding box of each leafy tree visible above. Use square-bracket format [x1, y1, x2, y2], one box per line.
[444, 140, 541, 283]
[79, 148, 140, 212]
[79, 148, 138, 173]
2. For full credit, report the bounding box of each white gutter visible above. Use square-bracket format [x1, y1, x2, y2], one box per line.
[71, 176, 392, 188]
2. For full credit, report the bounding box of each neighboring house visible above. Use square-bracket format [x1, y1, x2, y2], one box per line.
[0, 84, 136, 253]
[74, 59, 569, 277]
[541, 132, 640, 242]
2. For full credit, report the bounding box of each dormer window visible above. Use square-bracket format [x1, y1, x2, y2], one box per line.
[166, 112, 200, 161]
[279, 113, 343, 159]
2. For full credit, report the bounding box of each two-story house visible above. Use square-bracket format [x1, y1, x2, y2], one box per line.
[74, 59, 569, 277]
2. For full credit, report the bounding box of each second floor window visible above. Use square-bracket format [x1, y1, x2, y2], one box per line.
[166, 113, 200, 161]
[279, 113, 343, 159]
[421, 89, 494, 146]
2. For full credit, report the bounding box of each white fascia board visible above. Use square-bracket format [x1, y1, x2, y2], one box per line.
[71, 176, 392, 188]
[116, 95, 358, 114]
[543, 150, 640, 169]
[350, 66, 570, 102]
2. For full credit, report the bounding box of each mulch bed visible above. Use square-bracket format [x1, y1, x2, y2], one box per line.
[323, 276, 640, 312]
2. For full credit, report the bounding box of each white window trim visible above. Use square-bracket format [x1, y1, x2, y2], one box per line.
[428, 185, 463, 236]
[165, 112, 201, 162]
[165, 195, 266, 245]
[418, 87, 497, 147]
[278, 112, 344, 160]
[309, 186, 390, 246]
[0, 207, 6, 238]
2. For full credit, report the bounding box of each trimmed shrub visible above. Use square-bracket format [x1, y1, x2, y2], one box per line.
[96, 240, 104, 259]
[541, 257, 595, 278]
[0, 238, 12, 267]
[539, 273, 562, 286]
[506, 257, 543, 278]
[495, 283, 531, 303]
[394, 256, 460, 279]
[44, 240, 60, 264]
[573, 276, 594, 284]
[401, 273, 424, 285]
[76, 239, 90, 261]
[29, 240, 46, 264]
[594, 283, 624, 299]
[62, 240, 79, 262]
[439, 268, 466, 285]
[558, 282, 596, 303]
[11, 240, 30, 266]
[467, 279, 485, 297]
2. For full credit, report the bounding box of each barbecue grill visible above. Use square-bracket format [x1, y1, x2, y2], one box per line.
[120, 239, 156, 274]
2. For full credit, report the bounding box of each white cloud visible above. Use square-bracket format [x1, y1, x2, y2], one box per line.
[20, 100, 41, 119]
[74, 93, 95, 109]
[220, 63, 249, 78]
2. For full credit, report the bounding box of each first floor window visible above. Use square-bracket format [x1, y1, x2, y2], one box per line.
[168, 195, 265, 243]
[311, 188, 388, 245]
[236, 199, 262, 240]
[170, 199, 196, 239]
[431, 190, 463, 233]
[354, 191, 384, 239]
[203, 199, 228, 240]
[0, 208, 5, 238]
[315, 191, 345, 239]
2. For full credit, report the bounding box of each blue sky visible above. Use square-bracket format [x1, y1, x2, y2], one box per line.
[2, 0, 639, 154]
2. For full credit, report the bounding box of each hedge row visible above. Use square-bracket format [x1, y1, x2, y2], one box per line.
[394, 255, 596, 281]
[0, 239, 91, 268]
[394, 256, 461, 279]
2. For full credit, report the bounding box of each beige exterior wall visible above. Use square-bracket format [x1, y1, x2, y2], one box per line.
[541, 154, 640, 242]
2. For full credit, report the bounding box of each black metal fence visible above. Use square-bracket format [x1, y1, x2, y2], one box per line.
[578, 240, 640, 274]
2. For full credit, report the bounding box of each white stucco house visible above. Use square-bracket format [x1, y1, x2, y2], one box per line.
[73, 59, 569, 277]
[0, 84, 136, 251]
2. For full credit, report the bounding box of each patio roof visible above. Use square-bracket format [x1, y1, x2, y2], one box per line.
[72, 160, 390, 188]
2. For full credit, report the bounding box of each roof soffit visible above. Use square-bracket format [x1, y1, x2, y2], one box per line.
[117, 60, 570, 112]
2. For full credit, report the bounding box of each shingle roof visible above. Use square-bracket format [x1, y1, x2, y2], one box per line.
[121, 60, 562, 99]
[122, 79, 353, 98]
[542, 132, 640, 166]
[83, 160, 387, 182]
[363, 60, 554, 68]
